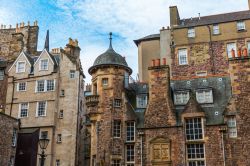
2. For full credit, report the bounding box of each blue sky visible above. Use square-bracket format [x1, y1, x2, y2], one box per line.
[0, 0, 248, 82]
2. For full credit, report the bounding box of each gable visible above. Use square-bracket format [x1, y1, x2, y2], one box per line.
[8, 51, 31, 73]
[33, 49, 55, 67]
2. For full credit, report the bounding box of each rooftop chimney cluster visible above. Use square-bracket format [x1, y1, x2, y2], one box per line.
[0, 21, 38, 31]
[68, 38, 79, 47]
[151, 58, 167, 67]
[51, 48, 61, 54]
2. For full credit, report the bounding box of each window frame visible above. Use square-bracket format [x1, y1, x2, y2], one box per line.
[39, 59, 49, 71]
[114, 99, 122, 108]
[56, 159, 60, 166]
[17, 82, 27, 91]
[36, 101, 47, 117]
[111, 159, 121, 166]
[0, 69, 4, 80]
[178, 48, 188, 65]
[126, 121, 135, 142]
[102, 78, 108, 86]
[40, 131, 48, 139]
[113, 120, 121, 138]
[58, 110, 64, 119]
[195, 89, 213, 104]
[57, 134, 62, 143]
[174, 90, 190, 105]
[186, 143, 206, 166]
[16, 61, 26, 73]
[126, 144, 135, 165]
[19, 103, 29, 118]
[70, 70, 75, 79]
[136, 95, 147, 108]
[46, 80, 55, 91]
[227, 116, 237, 138]
[188, 28, 195, 38]
[11, 128, 17, 147]
[213, 24, 220, 35]
[237, 21, 246, 31]
[226, 42, 237, 58]
[185, 118, 204, 141]
[36, 80, 55, 92]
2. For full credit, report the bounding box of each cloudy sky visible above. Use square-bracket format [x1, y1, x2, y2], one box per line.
[0, 0, 248, 82]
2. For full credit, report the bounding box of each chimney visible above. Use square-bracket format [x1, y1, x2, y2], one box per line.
[249, 0, 250, 10]
[65, 38, 81, 57]
[169, 6, 180, 27]
[144, 63, 176, 127]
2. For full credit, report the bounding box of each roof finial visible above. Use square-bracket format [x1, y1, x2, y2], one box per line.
[44, 30, 49, 51]
[109, 32, 112, 49]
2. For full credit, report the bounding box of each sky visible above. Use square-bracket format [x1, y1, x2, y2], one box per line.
[0, 0, 248, 83]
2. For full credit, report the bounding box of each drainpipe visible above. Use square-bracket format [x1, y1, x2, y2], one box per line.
[9, 76, 15, 116]
[140, 135, 143, 166]
[220, 129, 226, 166]
[206, 25, 215, 74]
[138, 130, 144, 166]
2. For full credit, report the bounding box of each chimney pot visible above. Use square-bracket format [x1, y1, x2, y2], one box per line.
[156, 59, 160, 66]
[163, 58, 166, 65]
[152, 59, 155, 67]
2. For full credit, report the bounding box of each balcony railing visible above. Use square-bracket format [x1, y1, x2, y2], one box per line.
[86, 95, 99, 107]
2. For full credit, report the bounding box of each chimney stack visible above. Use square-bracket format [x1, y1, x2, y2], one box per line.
[169, 6, 180, 27]
[249, 0, 250, 10]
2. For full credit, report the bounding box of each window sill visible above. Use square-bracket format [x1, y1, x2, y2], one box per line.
[212, 33, 221, 36]
[228, 56, 250, 61]
[237, 29, 247, 32]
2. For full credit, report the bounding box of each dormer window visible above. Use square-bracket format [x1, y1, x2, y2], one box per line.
[187, 28, 195, 38]
[174, 90, 190, 105]
[0, 70, 4, 80]
[16, 61, 25, 73]
[237, 21, 245, 31]
[136, 95, 147, 108]
[196, 89, 213, 104]
[40, 59, 49, 70]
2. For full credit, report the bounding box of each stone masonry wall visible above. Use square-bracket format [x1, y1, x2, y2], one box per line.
[0, 112, 19, 166]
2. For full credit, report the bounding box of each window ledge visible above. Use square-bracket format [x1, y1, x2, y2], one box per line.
[212, 33, 221, 36]
[237, 29, 247, 32]
[228, 56, 250, 61]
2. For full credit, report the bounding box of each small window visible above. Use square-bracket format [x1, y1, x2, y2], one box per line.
[37, 101, 46, 117]
[0, 70, 4, 80]
[40, 59, 48, 70]
[11, 128, 17, 147]
[226, 43, 237, 58]
[56, 159, 60, 166]
[37, 80, 45, 92]
[237, 21, 245, 31]
[114, 99, 121, 107]
[102, 78, 108, 86]
[174, 91, 190, 105]
[187, 28, 195, 38]
[19, 103, 28, 118]
[196, 89, 213, 104]
[111, 159, 121, 166]
[113, 120, 121, 138]
[136, 95, 147, 108]
[40, 131, 48, 139]
[57, 134, 62, 143]
[18, 82, 26, 91]
[228, 117, 237, 138]
[126, 144, 135, 164]
[60, 90, 65, 96]
[178, 49, 188, 65]
[58, 110, 64, 119]
[213, 24, 220, 35]
[126, 121, 135, 142]
[46, 80, 55, 91]
[16, 61, 25, 73]
[70, 70, 75, 79]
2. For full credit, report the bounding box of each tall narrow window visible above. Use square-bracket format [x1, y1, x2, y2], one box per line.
[19, 103, 28, 118]
[57, 134, 62, 143]
[237, 21, 245, 31]
[136, 95, 147, 108]
[185, 118, 203, 140]
[40, 59, 48, 70]
[58, 110, 64, 119]
[102, 78, 108, 86]
[70, 70, 75, 79]
[187, 144, 205, 166]
[37, 80, 45, 92]
[113, 120, 121, 138]
[56, 159, 60, 166]
[228, 117, 237, 138]
[37, 101, 46, 117]
[17, 61, 25, 73]
[126, 121, 135, 142]
[18, 82, 26, 91]
[0, 69, 4, 80]
[178, 49, 188, 65]
[46, 80, 55, 91]
[126, 145, 135, 165]
[12, 128, 17, 147]
[213, 24, 220, 35]
[226, 43, 237, 58]
[188, 28, 195, 38]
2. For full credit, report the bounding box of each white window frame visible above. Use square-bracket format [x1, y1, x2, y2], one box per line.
[247, 41, 250, 56]
[46, 80, 55, 91]
[188, 28, 195, 38]
[174, 91, 190, 105]
[185, 118, 204, 141]
[39, 59, 49, 71]
[102, 78, 108, 86]
[126, 121, 135, 142]
[226, 43, 237, 58]
[113, 120, 121, 138]
[57, 134, 62, 143]
[126, 144, 135, 165]
[196, 89, 213, 104]
[36, 80, 55, 92]
[237, 21, 245, 31]
[70, 70, 75, 79]
[19, 103, 29, 118]
[213, 24, 220, 35]
[114, 99, 121, 108]
[136, 95, 147, 108]
[178, 49, 188, 65]
[111, 159, 121, 166]
[16, 61, 26, 73]
[17, 82, 27, 91]
[186, 143, 206, 166]
[228, 117, 237, 138]
[0, 69, 4, 80]
[11, 128, 17, 147]
[36, 101, 47, 117]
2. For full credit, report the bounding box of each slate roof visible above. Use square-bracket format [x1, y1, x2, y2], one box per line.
[88, 45, 132, 74]
[134, 34, 160, 46]
[176, 10, 250, 28]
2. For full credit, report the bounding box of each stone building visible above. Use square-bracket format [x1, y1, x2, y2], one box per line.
[4, 31, 85, 166]
[0, 59, 8, 112]
[0, 112, 19, 166]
